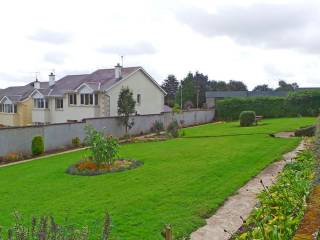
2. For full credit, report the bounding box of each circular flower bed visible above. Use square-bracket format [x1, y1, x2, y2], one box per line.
[66, 158, 143, 176]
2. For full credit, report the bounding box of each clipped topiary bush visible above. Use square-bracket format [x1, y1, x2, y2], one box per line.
[240, 111, 256, 127]
[31, 136, 44, 156]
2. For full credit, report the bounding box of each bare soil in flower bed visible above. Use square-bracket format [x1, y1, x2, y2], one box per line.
[293, 184, 320, 239]
[66, 159, 143, 176]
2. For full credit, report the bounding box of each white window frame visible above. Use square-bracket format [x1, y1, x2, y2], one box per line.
[69, 93, 77, 105]
[55, 98, 64, 110]
[80, 93, 95, 106]
[0, 103, 17, 113]
[137, 94, 141, 105]
[33, 98, 48, 109]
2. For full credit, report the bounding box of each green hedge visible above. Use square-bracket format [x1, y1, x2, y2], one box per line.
[216, 90, 320, 120]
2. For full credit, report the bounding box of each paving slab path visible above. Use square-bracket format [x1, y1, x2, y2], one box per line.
[191, 140, 306, 240]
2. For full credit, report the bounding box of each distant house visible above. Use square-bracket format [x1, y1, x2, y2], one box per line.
[206, 89, 320, 108]
[0, 65, 166, 126]
[0, 82, 48, 126]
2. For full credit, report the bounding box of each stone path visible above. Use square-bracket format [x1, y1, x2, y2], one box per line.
[191, 141, 306, 240]
[273, 131, 295, 138]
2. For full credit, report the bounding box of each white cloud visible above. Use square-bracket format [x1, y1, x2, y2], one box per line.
[29, 29, 72, 45]
[43, 51, 67, 64]
[0, 0, 319, 90]
[98, 42, 157, 55]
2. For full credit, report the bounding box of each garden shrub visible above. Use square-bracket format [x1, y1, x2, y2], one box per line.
[1, 211, 111, 240]
[72, 137, 81, 147]
[239, 111, 256, 127]
[166, 120, 180, 138]
[151, 120, 164, 134]
[172, 103, 181, 113]
[4, 152, 23, 162]
[31, 136, 44, 156]
[84, 125, 119, 166]
[234, 150, 316, 239]
[216, 90, 320, 120]
[294, 125, 316, 137]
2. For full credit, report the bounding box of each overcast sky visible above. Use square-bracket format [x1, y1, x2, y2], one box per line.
[0, 0, 320, 90]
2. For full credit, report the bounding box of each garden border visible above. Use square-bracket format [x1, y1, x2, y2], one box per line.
[190, 140, 306, 240]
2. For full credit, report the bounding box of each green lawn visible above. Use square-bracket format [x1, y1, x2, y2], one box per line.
[0, 117, 315, 239]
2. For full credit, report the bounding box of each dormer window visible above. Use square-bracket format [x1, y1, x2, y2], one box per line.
[0, 97, 17, 113]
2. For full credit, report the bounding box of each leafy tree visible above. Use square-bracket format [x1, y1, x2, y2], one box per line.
[176, 72, 196, 109]
[227, 80, 247, 91]
[276, 80, 299, 91]
[176, 71, 209, 108]
[208, 80, 247, 91]
[253, 84, 273, 91]
[117, 87, 136, 133]
[194, 71, 209, 108]
[161, 74, 179, 107]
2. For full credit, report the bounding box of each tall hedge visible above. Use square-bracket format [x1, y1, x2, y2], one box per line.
[216, 91, 320, 120]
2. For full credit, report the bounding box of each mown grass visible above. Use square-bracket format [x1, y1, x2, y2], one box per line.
[0, 117, 315, 239]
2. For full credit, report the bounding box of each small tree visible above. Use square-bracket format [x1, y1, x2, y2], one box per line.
[117, 87, 136, 133]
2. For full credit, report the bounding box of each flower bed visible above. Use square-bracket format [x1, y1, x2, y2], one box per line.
[233, 149, 316, 240]
[66, 158, 143, 176]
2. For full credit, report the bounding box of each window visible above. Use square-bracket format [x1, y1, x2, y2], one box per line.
[69, 94, 77, 105]
[0, 104, 17, 113]
[80, 93, 96, 105]
[137, 94, 141, 105]
[94, 94, 98, 105]
[55, 98, 63, 109]
[33, 98, 48, 109]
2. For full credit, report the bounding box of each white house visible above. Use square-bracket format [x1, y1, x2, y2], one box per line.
[31, 65, 166, 124]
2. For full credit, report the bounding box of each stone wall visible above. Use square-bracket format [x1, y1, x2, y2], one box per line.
[0, 110, 214, 156]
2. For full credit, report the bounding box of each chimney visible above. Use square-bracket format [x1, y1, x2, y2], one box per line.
[34, 78, 40, 89]
[49, 72, 55, 87]
[115, 63, 122, 80]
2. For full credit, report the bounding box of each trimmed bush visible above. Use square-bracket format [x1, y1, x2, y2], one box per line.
[31, 136, 44, 156]
[216, 90, 320, 121]
[239, 111, 256, 127]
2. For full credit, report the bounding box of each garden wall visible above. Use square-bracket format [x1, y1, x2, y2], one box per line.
[0, 110, 214, 156]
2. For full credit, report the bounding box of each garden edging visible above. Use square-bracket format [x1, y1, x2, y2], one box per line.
[190, 140, 306, 240]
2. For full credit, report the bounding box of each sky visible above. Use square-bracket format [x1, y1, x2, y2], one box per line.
[0, 0, 320, 90]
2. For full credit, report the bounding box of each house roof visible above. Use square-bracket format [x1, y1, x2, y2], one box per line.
[0, 82, 49, 103]
[0, 66, 164, 102]
[48, 67, 141, 96]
